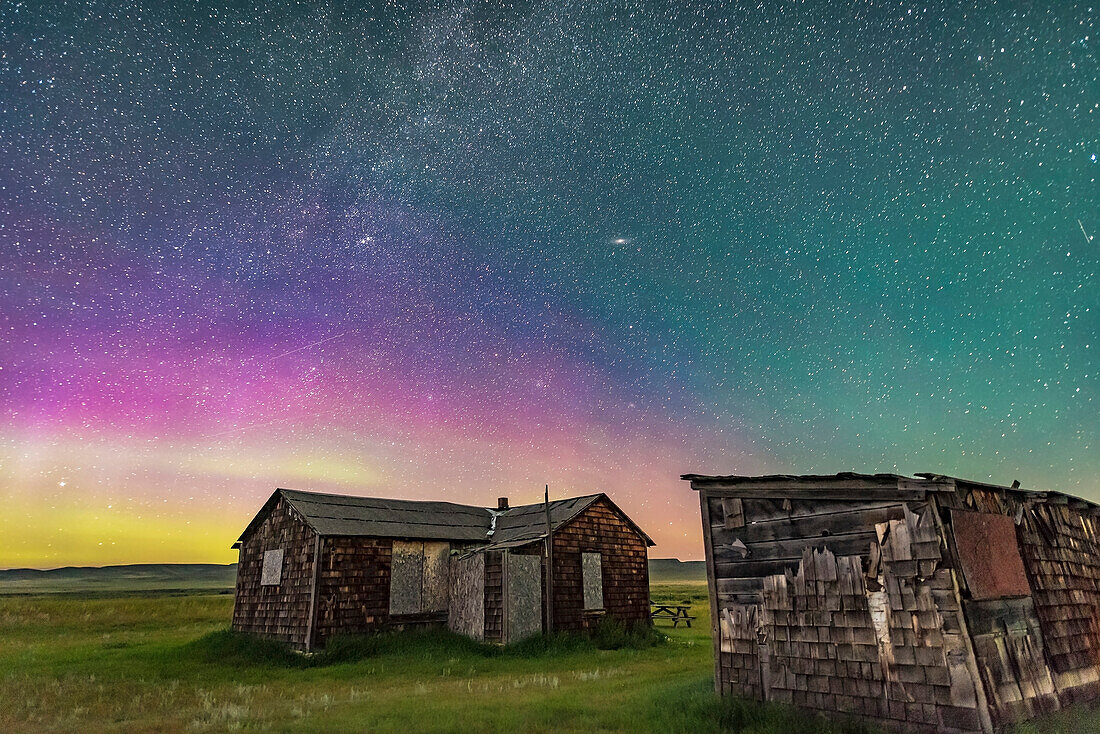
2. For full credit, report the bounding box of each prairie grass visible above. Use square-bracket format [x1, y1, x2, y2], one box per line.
[1, 585, 1096, 733]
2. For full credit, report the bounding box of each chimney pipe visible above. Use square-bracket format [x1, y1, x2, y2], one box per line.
[1011, 480, 1021, 489]
[497, 497, 509, 510]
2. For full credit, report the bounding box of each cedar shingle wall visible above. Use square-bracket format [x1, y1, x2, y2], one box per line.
[231, 497, 316, 648]
[1020, 504, 1100, 684]
[547, 498, 650, 632]
[314, 537, 392, 645]
[484, 551, 503, 642]
[964, 489, 1100, 704]
[706, 494, 990, 734]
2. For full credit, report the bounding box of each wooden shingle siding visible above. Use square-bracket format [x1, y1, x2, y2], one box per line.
[961, 489, 1100, 704]
[231, 496, 317, 648]
[698, 483, 992, 733]
[314, 537, 392, 645]
[693, 472, 1100, 734]
[484, 551, 504, 642]
[232, 490, 653, 649]
[545, 498, 650, 632]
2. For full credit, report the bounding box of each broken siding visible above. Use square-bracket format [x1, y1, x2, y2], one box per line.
[232, 496, 317, 648]
[959, 488, 1100, 705]
[701, 487, 991, 733]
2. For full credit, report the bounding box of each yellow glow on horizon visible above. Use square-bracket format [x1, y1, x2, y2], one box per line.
[1, 427, 719, 568]
[2, 503, 243, 568]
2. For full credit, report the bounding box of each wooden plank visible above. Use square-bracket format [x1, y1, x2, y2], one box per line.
[702, 488, 926, 501]
[719, 591, 765, 606]
[717, 577, 765, 594]
[723, 498, 745, 529]
[389, 540, 424, 615]
[715, 557, 807, 579]
[692, 477, 903, 491]
[713, 504, 907, 542]
[712, 530, 877, 565]
[447, 552, 485, 640]
[735, 497, 907, 523]
[947, 567, 996, 734]
[304, 533, 322, 651]
[699, 489, 724, 694]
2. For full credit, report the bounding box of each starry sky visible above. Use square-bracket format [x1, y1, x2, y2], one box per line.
[2, 1, 1096, 568]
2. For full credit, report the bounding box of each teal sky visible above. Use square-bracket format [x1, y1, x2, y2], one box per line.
[2, 1, 1096, 565]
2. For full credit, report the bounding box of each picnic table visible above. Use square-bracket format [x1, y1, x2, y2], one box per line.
[650, 602, 695, 628]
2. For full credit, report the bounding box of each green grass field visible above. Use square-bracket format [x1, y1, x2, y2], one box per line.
[1, 581, 1096, 732]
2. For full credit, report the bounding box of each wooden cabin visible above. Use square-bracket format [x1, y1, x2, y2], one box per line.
[231, 489, 653, 650]
[686, 472, 1100, 734]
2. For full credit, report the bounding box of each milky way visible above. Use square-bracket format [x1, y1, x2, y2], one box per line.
[2, 1, 1096, 566]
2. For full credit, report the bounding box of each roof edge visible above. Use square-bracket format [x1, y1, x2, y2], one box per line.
[681, 471, 1098, 510]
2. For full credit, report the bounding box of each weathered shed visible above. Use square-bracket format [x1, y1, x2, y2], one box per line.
[685, 472, 1100, 734]
[232, 489, 653, 649]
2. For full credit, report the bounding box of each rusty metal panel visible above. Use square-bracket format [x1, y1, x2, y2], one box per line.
[389, 540, 423, 615]
[952, 509, 1032, 600]
[582, 552, 604, 610]
[260, 548, 283, 586]
[504, 552, 542, 643]
[448, 552, 485, 640]
[422, 541, 451, 612]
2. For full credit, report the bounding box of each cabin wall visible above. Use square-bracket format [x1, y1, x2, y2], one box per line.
[951, 488, 1100, 708]
[232, 496, 318, 648]
[701, 487, 990, 734]
[1019, 504, 1100, 702]
[535, 498, 651, 632]
[314, 537, 393, 645]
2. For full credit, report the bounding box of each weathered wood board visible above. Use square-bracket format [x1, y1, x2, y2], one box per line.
[504, 551, 542, 643]
[422, 541, 450, 612]
[389, 540, 424, 616]
[448, 552, 485, 641]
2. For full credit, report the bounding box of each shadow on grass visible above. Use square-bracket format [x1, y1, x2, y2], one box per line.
[185, 617, 666, 669]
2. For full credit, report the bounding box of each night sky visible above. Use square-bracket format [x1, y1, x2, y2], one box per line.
[2, 1, 1096, 567]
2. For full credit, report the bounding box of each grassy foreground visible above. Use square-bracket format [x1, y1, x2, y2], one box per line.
[1, 582, 1096, 733]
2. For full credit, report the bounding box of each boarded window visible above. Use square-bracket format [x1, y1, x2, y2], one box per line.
[261, 548, 283, 586]
[952, 509, 1032, 600]
[504, 552, 543, 642]
[581, 552, 604, 610]
[390, 541, 450, 615]
[447, 552, 485, 640]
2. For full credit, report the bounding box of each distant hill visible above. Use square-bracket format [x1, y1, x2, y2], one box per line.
[0, 558, 704, 595]
[0, 563, 238, 595]
[648, 558, 706, 582]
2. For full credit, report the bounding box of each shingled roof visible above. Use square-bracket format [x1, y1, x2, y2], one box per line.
[233, 489, 655, 548]
[681, 471, 1099, 511]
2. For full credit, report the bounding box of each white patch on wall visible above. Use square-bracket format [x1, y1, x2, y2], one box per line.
[261, 548, 284, 586]
[582, 551, 604, 610]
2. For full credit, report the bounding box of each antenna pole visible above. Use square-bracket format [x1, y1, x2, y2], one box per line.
[544, 483, 554, 635]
